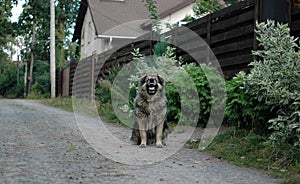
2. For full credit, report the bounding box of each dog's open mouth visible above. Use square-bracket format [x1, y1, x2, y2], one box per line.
[147, 85, 157, 95]
[146, 78, 158, 95]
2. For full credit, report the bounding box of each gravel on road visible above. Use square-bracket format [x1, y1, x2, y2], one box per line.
[0, 99, 279, 184]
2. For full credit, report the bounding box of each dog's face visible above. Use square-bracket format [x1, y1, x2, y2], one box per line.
[140, 75, 164, 96]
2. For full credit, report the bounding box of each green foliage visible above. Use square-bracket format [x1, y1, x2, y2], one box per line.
[95, 66, 122, 123]
[143, 0, 162, 34]
[42, 97, 74, 112]
[96, 80, 112, 104]
[15, 0, 79, 97]
[165, 82, 181, 122]
[245, 20, 300, 146]
[249, 21, 299, 108]
[193, 0, 222, 18]
[225, 72, 271, 131]
[0, 1, 23, 98]
[0, 0, 18, 61]
[205, 129, 300, 180]
[27, 59, 50, 98]
[18, 0, 79, 63]
[184, 63, 224, 127]
[0, 61, 24, 98]
[152, 41, 169, 57]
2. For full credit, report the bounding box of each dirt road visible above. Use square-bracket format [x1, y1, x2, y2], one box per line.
[0, 100, 278, 184]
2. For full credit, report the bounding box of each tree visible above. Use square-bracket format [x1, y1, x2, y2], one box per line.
[18, 0, 79, 97]
[0, 0, 18, 61]
[56, 0, 80, 66]
[0, 0, 24, 98]
[18, 0, 50, 95]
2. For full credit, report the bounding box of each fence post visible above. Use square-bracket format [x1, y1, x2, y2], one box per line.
[206, 14, 212, 64]
[253, 0, 260, 62]
[90, 53, 97, 102]
[207, 14, 211, 47]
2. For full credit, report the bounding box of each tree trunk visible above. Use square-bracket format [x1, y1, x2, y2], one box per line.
[57, 2, 66, 66]
[57, 19, 65, 66]
[28, 21, 36, 95]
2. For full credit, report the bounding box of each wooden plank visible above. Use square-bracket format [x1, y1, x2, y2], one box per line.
[292, 6, 300, 15]
[211, 24, 254, 45]
[176, 30, 207, 46]
[211, 9, 254, 32]
[212, 38, 253, 56]
[291, 19, 300, 32]
[184, 15, 208, 31]
[207, 14, 211, 46]
[178, 39, 208, 51]
[62, 67, 70, 97]
[117, 54, 132, 63]
[219, 54, 252, 68]
[212, 0, 255, 19]
[222, 64, 251, 78]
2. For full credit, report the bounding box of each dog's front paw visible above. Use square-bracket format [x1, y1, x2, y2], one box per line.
[156, 143, 164, 148]
[139, 143, 147, 148]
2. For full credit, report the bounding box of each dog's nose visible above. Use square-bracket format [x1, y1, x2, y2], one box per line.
[148, 79, 157, 85]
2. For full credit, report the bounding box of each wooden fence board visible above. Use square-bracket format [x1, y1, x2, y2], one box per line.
[212, 38, 253, 56]
[211, 24, 254, 45]
[211, 9, 254, 32]
[219, 54, 253, 68]
[212, 0, 255, 19]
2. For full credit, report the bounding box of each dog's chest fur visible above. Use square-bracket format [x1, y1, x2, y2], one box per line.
[136, 96, 166, 127]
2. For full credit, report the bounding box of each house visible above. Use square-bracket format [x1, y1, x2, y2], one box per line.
[72, 0, 196, 59]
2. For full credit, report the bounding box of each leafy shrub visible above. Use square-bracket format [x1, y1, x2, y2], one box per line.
[95, 79, 112, 104]
[245, 20, 300, 146]
[0, 60, 24, 98]
[225, 72, 272, 131]
[95, 65, 121, 103]
[206, 129, 300, 180]
[28, 59, 51, 98]
[184, 63, 225, 127]
[193, 0, 222, 18]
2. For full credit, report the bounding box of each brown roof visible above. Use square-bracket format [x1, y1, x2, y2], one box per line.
[72, 0, 195, 42]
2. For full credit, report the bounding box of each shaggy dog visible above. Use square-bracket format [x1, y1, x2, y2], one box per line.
[131, 75, 168, 148]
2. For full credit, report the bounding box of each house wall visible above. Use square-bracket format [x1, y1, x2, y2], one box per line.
[80, 8, 105, 59]
[80, 4, 196, 58]
[160, 3, 195, 33]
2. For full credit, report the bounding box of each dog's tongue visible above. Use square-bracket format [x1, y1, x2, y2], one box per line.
[149, 87, 155, 91]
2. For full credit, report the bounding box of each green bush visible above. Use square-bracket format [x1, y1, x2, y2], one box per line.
[95, 66, 122, 123]
[193, 0, 222, 18]
[225, 71, 272, 131]
[0, 60, 24, 98]
[28, 59, 51, 98]
[182, 63, 225, 127]
[95, 79, 112, 104]
[245, 20, 300, 146]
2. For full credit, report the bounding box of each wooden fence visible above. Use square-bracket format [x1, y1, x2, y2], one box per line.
[56, 0, 300, 97]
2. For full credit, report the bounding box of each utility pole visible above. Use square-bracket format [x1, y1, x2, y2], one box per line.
[50, 0, 56, 98]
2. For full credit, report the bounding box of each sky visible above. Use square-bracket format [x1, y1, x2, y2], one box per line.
[11, 0, 25, 22]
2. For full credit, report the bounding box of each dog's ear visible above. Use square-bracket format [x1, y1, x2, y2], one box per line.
[157, 75, 164, 85]
[140, 75, 147, 85]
